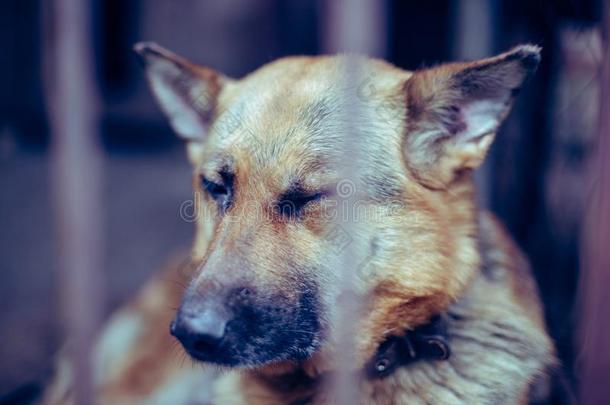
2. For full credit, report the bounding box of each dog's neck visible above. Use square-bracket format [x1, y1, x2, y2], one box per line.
[213, 214, 553, 404]
[244, 314, 453, 403]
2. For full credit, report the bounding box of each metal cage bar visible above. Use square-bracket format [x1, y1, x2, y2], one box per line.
[46, 0, 104, 403]
[321, 1, 387, 403]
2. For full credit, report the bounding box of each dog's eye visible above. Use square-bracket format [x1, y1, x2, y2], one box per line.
[277, 190, 324, 217]
[201, 175, 232, 211]
[203, 178, 227, 197]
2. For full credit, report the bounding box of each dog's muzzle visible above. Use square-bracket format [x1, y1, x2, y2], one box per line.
[170, 283, 320, 366]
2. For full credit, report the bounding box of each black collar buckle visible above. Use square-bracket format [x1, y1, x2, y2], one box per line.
[366, 315, 451, 380]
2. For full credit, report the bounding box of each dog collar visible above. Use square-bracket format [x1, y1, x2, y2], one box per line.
[254, 315, 451, 397]
[364, 315, 451, 379]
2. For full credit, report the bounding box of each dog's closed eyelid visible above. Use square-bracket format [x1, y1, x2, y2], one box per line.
[201, 177, 228, 195]
[276, 191, 325, 217]
[200, 175, 233, 211]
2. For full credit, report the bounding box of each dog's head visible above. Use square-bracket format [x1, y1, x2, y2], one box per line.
[135, 43, 539, 368]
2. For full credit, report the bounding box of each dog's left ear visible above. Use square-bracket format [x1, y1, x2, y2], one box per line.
[403, 44, 541, 188]
[134, 42, 231, 142]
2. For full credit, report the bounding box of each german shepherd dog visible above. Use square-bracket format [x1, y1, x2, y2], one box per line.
[44, 43, 557, 404]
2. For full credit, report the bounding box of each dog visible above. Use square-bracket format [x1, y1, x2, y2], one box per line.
[43, 43, 558, 404]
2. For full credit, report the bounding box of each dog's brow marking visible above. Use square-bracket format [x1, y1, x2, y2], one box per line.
[283, 179, 304, 195]
[202, 154, 235, 180]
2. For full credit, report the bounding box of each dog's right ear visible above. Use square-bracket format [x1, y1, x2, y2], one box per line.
[134, 42, 230, 142]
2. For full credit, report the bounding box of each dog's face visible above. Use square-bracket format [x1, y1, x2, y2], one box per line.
[136, 43, 539, 368]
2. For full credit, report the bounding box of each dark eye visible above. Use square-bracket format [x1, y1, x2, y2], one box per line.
[201, 174, 233, 211]
[277, 190, 324, 217]
[202, 178, 227, 198]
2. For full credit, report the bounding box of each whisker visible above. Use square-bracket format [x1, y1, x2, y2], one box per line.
[282, 329, 317, 335]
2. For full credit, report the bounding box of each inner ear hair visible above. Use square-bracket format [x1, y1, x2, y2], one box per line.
[134, 41, 229, 142]
[403, 44, 541, 189]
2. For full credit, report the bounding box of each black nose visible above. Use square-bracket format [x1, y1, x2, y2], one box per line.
[171, 308, 228, 359]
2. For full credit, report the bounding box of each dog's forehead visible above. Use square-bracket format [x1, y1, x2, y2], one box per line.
[203, 56, 410, 191]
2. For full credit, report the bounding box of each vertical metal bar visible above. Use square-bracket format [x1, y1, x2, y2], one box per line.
[579, 2, 610, 403]
[452, 0, 497, 207]
[321, 1, 387, 403]
[325, 57, 366, 405]
[322, 0, 386, 57]
[46, 0, 103, 403]
[452, 0, 496, 60]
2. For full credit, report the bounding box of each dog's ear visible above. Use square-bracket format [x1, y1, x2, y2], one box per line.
[134, 42, 230, 142]
[403, 44, 541, 188]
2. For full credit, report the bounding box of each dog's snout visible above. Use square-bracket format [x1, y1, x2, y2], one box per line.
[171, 306, 229, 359]
[170, 281, 319, 365]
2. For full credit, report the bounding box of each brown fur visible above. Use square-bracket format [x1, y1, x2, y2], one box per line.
[44, 44, 556, 404]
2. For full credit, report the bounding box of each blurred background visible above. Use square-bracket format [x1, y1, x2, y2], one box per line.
[0, 0, 607, 403]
